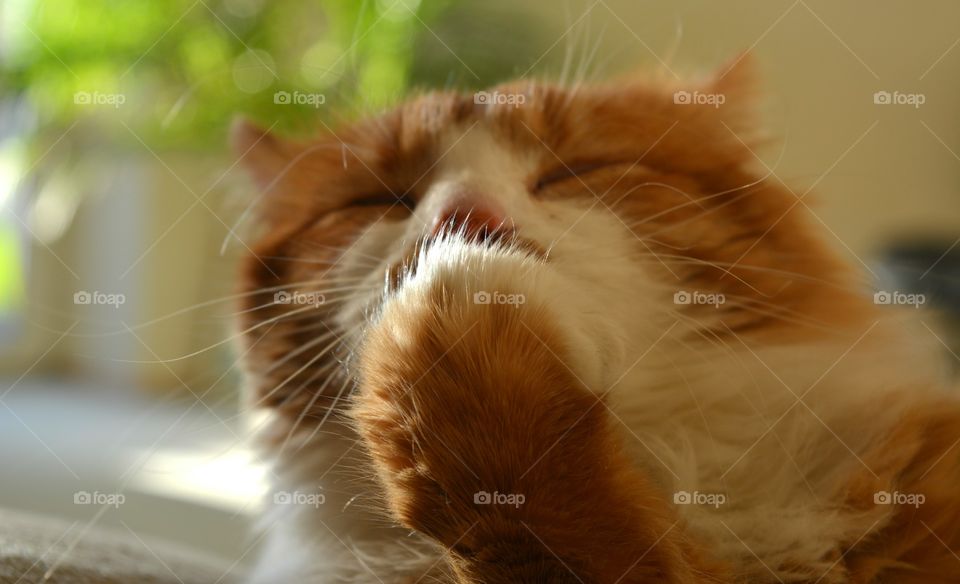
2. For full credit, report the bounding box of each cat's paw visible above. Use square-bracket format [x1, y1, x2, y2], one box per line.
[377, 238, 610, 390]
[351, 238, 727, 583]
[354, 239, 599, 535]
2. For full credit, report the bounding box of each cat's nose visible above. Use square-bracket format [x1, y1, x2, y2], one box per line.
[430, 200, 513, 243]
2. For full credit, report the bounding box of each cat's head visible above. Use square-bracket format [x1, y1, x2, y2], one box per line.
[233, 57, 866, 436]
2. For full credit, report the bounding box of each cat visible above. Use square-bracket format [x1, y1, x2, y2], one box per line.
[232, 57, 960, 583]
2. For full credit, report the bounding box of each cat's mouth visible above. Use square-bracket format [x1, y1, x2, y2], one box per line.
[384, 231, 548, 293]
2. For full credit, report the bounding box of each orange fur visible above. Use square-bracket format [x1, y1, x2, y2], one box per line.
[839, 395, 960, 583]
[234, 57, 960, 582]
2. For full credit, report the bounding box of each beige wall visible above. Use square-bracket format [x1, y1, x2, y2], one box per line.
[9, 151, 238, 392]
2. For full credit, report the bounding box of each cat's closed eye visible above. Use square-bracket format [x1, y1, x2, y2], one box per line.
[350, 192, 416, 210]
[534, 160, 621, 191]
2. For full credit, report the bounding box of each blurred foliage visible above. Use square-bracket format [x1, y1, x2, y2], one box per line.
[0, 226, 24, 312]
[0, 0, 465, 149]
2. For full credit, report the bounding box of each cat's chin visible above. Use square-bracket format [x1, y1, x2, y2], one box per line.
[370, 237, 622, 391]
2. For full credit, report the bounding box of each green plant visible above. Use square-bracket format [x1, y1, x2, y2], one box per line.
[0, 0, 451, 149]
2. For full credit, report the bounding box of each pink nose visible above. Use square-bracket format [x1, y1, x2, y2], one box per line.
[430, 201, 512, 243]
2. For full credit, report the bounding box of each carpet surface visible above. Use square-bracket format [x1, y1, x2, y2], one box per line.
[0, 507, 236, 584]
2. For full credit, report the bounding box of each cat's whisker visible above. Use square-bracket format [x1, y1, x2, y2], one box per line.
[255, 335, 344, 404]
[240, 406, 345, 445]
[258, 331, 340, 377]
[267, 316, 355, 338]
[260, 254, 383, 268]
[561, 245, 872, 296]
[574, 19, 605, 90]
[548, 242, 869, 302]
[655, 287, 844, 332]
[284, 240, 391, 265]
[42, 275, 368, 340]
[104, 303, 332, 364]
[276, 369, 345, 458]
[296, 374, 356, 452]
[238, 365, 342, 429]
[232, 286, 374, 315]
[624, 133, 791, 232]
[557, 1, 576, 88]
[646, 253, 870, 294]
[636, 189, 761, 239]
[613, 180, 728, 210]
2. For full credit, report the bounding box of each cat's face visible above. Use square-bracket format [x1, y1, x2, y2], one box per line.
[234, 60, 862, 433]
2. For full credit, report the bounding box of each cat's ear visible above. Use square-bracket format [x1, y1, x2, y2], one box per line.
[698, 52, 762, 136]
[230, 117, 327, 226]
[231, 117, 296, 192]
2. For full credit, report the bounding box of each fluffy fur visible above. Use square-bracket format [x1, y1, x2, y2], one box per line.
[233, 58, 960, 583]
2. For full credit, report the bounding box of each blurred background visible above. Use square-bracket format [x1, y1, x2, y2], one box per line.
[1, 0, 959, 576]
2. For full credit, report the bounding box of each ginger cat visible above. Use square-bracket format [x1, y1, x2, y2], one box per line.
[233, 58, 960, 583]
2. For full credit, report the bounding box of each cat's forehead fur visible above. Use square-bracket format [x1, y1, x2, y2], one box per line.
[232, 58, 759, 224]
